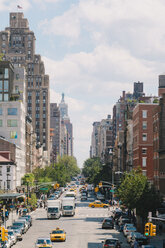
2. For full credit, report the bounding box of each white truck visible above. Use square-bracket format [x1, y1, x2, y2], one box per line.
[47, 199, 61, 219]
[65, 191, 76, 199]
[61, 197, 75, 216]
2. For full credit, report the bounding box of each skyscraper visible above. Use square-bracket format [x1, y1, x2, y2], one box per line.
[59, 93, 73, 156]
[0, 12, 50, 158]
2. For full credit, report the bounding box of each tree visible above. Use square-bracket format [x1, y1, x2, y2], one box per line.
[117, 169, 162, 220]
[82, 157, 102, 185]
[22, 173, 35, 186]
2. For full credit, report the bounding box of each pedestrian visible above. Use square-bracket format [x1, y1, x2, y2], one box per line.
[16, 206, 19, 215]
[19, 209, 22, 216]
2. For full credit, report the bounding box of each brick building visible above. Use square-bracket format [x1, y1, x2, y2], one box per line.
[133, 103, 158, 182]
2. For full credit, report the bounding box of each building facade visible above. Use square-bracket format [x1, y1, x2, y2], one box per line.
[133, 103, 158, 182]
[0, 12, 50, 161]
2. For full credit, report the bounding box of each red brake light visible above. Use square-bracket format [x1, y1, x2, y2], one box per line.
[104, 245, 109, 247]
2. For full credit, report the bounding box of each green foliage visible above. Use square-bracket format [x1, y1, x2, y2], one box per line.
[0, 54, 4, 61]
[33, 156, 80, 186]
[29, 193, 37, 207]
[22, 173, 35, 186]
[153, 98, 159, 103]
[82, 157, 103, 185]
[117, 169, 162, 219]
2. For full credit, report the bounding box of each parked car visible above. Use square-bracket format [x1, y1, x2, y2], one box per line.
[141, 246, 156, 248]
[22, 215, 32, 226]
[123, 225, 137, 236]
[8, 230, 17, 245]
[102, 238, 122, 248]
[130, 233, 148, 247]
[102, 218, 114, 229]
[127, 231, 136, 243]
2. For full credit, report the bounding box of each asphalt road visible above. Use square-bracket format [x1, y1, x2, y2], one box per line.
[15, 192, 130, 248]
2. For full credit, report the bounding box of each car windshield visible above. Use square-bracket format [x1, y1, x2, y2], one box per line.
[37, 239, 51, 244]
[48, 208, 58, 213]
[127, 227, 136, 230]
[52, 230, 64, 234]
[13, 223, 24, 226]
[105, 240, 117, 244]
[63, 206, 73, 210]
[8, 231, 14, 235]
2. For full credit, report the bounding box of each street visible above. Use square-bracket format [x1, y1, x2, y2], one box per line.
[15, 191, 130, 248]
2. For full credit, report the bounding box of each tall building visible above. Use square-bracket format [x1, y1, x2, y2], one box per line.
[133, 103, 158, 182]
[133, 81, 144, 99]
[59, 94, 73, 156]
[50, 103, 61, 162]
[0, 61, 26, 188]
[0, 12, 50, 159]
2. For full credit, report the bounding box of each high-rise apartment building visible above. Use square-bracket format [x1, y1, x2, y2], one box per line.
[133, 103, 158, 182]
[0, 12, 50, 158]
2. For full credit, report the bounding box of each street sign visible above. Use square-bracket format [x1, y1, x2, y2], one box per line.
[40, 187, 48, 191]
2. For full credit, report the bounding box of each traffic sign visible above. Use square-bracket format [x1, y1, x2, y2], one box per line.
[40, 187, 48, 191]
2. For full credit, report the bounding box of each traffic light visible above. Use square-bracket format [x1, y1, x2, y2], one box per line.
[0, 227, 2, 241]
[1, 227, 8, 241]
[144, 223, 151, 236]
[151, 224, 156, 236]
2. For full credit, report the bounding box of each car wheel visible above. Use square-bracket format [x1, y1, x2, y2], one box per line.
[91, 205, 95, 208]
[103, 205, 107, 208]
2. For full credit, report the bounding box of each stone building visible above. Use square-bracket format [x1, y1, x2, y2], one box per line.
[0, 12, 50, 162]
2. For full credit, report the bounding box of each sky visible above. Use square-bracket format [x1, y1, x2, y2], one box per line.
[0, 0, 165, 167]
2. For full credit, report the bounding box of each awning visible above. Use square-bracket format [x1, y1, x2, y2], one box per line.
[0, 193, 25, 199]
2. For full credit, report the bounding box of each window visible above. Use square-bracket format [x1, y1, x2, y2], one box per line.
[142, 110, 147, 118]
[142, 157, 147, 167]
[15, 86, 19, 93]
[142, 148, 147, 154]
[0, 94, 2, 101]
[10, 131, 17, 139]
[0, 108, 2, 115]
[8, 108, 17, 115]
[4, 94, 8, 101]
[0, 180, 2, 189]
[4, 69, 8, 79]
[7, 166, 10, 173]
[16, 74, 19, 80]
[7, 180, 10, 190]
[0, 166, 2, 175]
[142, 133, 147, 141]
[0, 120, 2, 127]
[142, 122, 147, 130]
[4, 80, 8, 92]
[7, 120, 17, 127]
[0, 81, 2, 92]
[142, 170, 147, 176]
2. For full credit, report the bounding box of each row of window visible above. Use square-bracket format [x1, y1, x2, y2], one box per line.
[0, 119, 17, 127]
[0, 108, 17, 115]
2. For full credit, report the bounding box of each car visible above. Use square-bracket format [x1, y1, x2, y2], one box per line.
[50, 227, 66, 242]
[35, 238, 52, 248]
[8, 230, 17, 245]
[118, 217, 132, 226]
[21, 215, 32, 226]
[97, 192, 105, 200]
[130, 233, 148, 247]
[88, 200, 109, 208]
[123, 225, 137, 236]
[127, 231, 136, 243]
[102, 238, 122, 248]
[102, 217, 114, 229]
[81, 193, 87, 201]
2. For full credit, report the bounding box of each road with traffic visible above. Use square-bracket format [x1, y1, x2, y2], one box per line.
[15, 190, 130, 248]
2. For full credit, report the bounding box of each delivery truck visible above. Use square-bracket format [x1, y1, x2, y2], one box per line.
[61, 197, 75, 216]
[47, 199, 61, 219]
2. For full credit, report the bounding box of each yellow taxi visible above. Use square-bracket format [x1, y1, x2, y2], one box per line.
[88, 200, 109, 208]
[38, 245, 52, 248]
[50, 228, 66, 242]
[70, 188, 77, 194]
